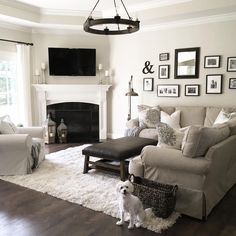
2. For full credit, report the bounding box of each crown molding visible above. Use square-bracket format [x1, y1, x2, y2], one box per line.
[0, 18, 31, 33]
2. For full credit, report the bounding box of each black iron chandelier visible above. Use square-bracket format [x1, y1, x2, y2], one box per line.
[84, 0, 140, 35]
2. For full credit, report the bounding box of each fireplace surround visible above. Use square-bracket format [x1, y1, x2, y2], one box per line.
[33, 84, 111, 140]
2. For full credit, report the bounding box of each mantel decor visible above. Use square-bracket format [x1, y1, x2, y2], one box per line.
[84, 0, 140, 35]
[174, 47, 200, 79]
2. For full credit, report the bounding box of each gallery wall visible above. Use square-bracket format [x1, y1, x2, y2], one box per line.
[109, 20, 236, 138]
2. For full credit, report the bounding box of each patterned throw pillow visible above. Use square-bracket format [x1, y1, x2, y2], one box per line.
[156, 122, 186, 150]
[139, 108, 160, 128]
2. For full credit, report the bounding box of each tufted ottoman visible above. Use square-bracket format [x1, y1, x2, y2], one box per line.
[82, 136, 157, 181]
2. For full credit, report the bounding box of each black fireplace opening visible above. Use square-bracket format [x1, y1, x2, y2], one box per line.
[47, 102, 99, 143]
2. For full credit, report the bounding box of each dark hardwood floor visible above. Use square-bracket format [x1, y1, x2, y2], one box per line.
[0, 143, 235, 236]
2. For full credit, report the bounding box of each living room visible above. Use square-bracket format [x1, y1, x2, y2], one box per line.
[0, 0, 236, 235]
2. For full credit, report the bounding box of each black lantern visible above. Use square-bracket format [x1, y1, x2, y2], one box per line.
[57, 118, 68, 143]
[43, 114, 56, 144]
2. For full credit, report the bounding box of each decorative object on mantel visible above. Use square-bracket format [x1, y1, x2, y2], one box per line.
[98, 63, 103, 84]
[43, 113, 56, 144]
[125, 75, 138, 120]
[142, 61, 155, 74]
[84, 0, 140, 35]
[41, 62, 47, 84]
[227, 57, 236, 72]
[104, 70, 110, 84]
[34, 69, 40, 84]
[57, 119, 68, 143]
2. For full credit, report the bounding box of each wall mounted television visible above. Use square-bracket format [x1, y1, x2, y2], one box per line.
[48, 48, 96, 76]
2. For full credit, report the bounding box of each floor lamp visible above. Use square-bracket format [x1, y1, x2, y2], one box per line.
[125, 76, 138, 121]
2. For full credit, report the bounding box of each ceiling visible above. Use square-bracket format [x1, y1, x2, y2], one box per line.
[0, 0, 236, 33]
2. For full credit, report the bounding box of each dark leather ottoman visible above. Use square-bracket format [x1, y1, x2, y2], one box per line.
[82, 137, 157, 181]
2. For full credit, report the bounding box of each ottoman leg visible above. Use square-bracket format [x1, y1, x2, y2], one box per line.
[120, 161, 126, 181]
[83, 155, 90, 174]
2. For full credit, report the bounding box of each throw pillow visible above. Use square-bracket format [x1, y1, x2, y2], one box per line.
[137, 104, 159, 112]
[0, 115, 17, 134]
[226, 117, 236, 135]
[156, 122, 186, 150]
[182, 124, 230, 158]
[160, 110, 181, 129]
[214, 110, 236, 125]
[138, 106, 160, 128]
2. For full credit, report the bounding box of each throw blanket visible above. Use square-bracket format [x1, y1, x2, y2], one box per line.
[31, 138, 41, 169]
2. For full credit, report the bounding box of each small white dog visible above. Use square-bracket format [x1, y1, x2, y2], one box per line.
[116, 180, 146, 229]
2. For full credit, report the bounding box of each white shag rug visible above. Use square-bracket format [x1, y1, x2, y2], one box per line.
[0, 145, 180, 233]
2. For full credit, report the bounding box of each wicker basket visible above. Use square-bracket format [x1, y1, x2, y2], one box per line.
[129, 174, 178, 218]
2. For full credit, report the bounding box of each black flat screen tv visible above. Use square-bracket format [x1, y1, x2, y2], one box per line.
[48, 48, 96, 76]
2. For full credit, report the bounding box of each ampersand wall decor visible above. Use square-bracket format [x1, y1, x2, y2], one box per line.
[142, 61, 155, 74]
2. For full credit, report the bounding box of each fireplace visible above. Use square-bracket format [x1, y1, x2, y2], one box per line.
[33, 84, 111, 140]
[47, 102, 99, 142]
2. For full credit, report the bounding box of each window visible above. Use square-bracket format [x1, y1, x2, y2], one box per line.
[0, 51, 17, 123]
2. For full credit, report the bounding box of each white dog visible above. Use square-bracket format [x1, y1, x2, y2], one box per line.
[116, 180, 146, 229]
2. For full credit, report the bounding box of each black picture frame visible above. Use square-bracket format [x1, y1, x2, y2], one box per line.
[174, 47, 200, 79]
[185, 84, 200, 96]
[157, 84, 180, 97]
[206, 74, 223, 94]
[204, 55, 221, 68]
[227, 57, 236, 72]
[229, 78, 236, 89]
[143, 78, 154, 91]
[159, 53, 169, 61]
[158, 65, 170, 79]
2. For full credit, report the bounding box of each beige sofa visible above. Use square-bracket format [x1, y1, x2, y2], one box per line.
[127, 106, 236, 220]
[0, 127, 45, 175]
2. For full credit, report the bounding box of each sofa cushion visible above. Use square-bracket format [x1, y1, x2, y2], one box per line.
[226, 117, 236, 135]
[213, 109, 236, 125]
[204, 107, 222, 127]
[138, 107, 160, 128]
[160, 106, 176, 115]
[176, 106, 206, 127]
[182, 124, 230, 158]
[156, 122, 186, 150]
[160, 110, 181, 128]
[0, 115, 17, 134]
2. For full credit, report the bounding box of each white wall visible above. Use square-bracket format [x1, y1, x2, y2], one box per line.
[109, 20, 236, 137]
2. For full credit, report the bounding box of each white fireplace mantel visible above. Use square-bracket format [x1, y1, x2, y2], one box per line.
[33, 84, 111, 140]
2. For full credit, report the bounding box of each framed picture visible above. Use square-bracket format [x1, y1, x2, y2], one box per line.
[157, 84, 180, 97]
[143, 78, 154, 91]
[185, 84, 200, 96]
[229, 78, 236, 89]
[204, 55, 221, 68]
[174, 47, 200, 79]
[206, 74, 223, 94]
[159, 65, 170, 79]
[159, 53, 169, 61]
[227, 57, 236, 72]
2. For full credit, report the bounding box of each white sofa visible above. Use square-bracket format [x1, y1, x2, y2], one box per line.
[128, 106, 236, 220]
[0, 127, 45, 175]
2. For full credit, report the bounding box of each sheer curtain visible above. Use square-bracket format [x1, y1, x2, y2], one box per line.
[16, 44, 32, 126]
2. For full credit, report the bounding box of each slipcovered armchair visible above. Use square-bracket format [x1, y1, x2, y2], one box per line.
[0, 126, 45, 175]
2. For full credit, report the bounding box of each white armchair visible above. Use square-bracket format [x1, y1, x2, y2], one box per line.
[0, 127, 45, 175]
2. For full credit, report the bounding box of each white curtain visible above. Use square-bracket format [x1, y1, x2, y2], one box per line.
[16, 44, 32, 126]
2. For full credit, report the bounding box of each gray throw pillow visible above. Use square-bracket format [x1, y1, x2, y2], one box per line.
[156, 122, 186, 150]
[139, 107, 160, 128]
[182, 124, 230, 158]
